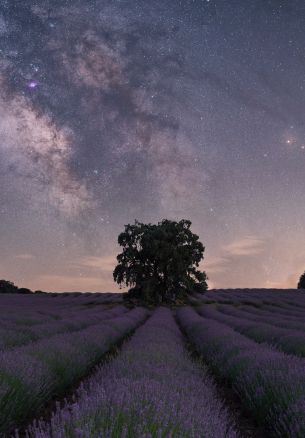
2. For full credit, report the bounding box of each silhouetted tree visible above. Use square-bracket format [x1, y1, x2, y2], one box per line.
[113, 219, 208, 303]
[298, 272, 305, 289]
[0, 280, 18, 294]
[18, 288, 33, 294]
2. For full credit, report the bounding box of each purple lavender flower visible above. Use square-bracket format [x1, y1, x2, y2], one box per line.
[24, 308, 238, 438]
[0, 306, 147, 435]
[176, 306, 305, 437]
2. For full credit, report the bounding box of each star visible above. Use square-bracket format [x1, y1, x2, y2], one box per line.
[0, 0, 304, 294]
[27, 81, 38, 89]
[30, 64, 39, 72]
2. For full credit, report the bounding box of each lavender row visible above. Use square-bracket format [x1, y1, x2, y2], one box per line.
[0, 308, 148, 436]
[176, 306, 305, 437]
[44, 292, 123, 304]
[0, 294, 122, 329]
[0, 299, 84, 329]
[237, 302, 305, 321]
[197, 305, 305, 358]
[0, 305, 128, 351]
[215, 304, 305, 334]
[194, 289, 305, 309]
[24, 308, 238, 438]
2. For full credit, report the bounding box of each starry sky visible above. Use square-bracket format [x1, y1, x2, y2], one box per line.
[1, 0, 305, 292]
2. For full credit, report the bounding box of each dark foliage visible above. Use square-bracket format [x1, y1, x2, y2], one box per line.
[0, 279, 18, 294]
[298, 272, 305, 289]
[113, 219, 208, 304]
[18, 288, 33, 294]
[0, 280, 34, 294]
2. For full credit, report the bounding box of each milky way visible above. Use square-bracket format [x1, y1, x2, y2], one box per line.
[1, 0, 305, 291]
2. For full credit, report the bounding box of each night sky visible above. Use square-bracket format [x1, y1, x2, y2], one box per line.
[1, 0, 305, 292]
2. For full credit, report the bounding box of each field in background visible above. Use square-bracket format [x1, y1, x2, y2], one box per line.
[1, 289, 305, 437]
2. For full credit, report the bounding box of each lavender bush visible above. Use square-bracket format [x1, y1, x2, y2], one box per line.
[24, 308, 238, 438]
[0, 305, 128, 351]
[195, 289, 305, 310]
[239, 302, 305, 320]
[197, 305, 305, 357]
[216, 304, 305, 334]
[176, 306, 305, 437]
[0, 308, 148, 436]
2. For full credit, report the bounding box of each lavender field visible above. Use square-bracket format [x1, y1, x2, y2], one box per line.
[1, 290, 305, 437]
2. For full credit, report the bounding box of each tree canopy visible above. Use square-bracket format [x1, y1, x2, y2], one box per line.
[298, 272, 305, 289]
[0, 280, 19, 294]
[0, 280, 33, 294]
[113, 219, 208, 303]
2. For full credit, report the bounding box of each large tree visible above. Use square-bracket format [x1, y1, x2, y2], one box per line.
[113, 219, 208, 303]
[298, 271, 305, 289]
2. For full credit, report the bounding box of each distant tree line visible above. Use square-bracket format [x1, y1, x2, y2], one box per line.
[0, 280, 33, 294]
